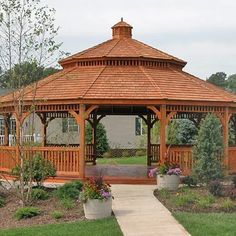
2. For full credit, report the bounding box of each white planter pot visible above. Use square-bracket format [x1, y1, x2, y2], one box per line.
[83, 198, 112, 220]
[157, 175, 180, 191]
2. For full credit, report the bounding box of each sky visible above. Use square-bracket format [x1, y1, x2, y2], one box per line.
[42, 0, 236, 79]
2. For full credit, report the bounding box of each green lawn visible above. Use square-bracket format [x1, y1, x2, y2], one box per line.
[0, 217, 123, 236]
[174, 212, 236, 236]
[96, 156, 146, 165]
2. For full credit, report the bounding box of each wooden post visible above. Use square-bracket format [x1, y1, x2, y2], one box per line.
[79, 104, 86, 179]
[15, 117, 21, 164]
[4, 114, 10, 146]
[160, 105, 167, 164]
[41, 114, 47, 146]
[92, 114, 97, 165]
[147, 112, 151, 166]
[223, 108, 229, 169]
[69, 105, 99, 179]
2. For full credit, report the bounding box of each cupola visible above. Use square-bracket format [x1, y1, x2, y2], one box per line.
[112, 18, 133, 39]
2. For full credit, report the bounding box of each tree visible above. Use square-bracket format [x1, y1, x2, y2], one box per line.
[0, 0, 63, 206]
[206, 72, 227, 89]
[193, 114, 224, 183]
[167, 119, 198, 145]
[0, 61, 59, 88]
[227, 74, 236, 93]
[85, 123, 109, 156]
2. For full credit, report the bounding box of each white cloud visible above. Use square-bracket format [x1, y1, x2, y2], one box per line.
[42, 0, 236, 79]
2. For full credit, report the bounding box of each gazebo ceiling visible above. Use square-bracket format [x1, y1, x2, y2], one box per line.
[1, 18, 236, 106]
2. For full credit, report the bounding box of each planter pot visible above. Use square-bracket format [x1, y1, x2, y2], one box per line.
[83, 198, 112, 219]
[157, 174, 180, 191]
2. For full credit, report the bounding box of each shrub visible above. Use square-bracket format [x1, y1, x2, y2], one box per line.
[55, 181, 83, 200]
[182, 176, 198, 187]
[135, 150, 146, 156]
[102, 151, 112, 158]
[86, 123, 109, 155]
[173, 190, 198, 207]
[220, 199, 235, 212]
[0, 195, 5, 207]
[59, 198, 75, 210]
[193, 114, 224, 183]
[232, 175, 236, 188]
[31, 188, 49, 201]
[12, 153, 56, 187]
[208, 180, 223, 197]
[122, 150, 130, 157]
[51, 210, 63, 219]
[224, 188, 236, 200]
[196, 195, 215, 209]
[14, 207, 40, 220]
[158, 189, 171, 199]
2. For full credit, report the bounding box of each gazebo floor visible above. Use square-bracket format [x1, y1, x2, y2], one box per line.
[0, 165, 156, 185]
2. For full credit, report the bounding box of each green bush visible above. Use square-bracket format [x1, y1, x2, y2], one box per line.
[102, 151, 112, 158]
[158, 189, 171, 199]
[208, 180, 223, 197]
[31, 188, 49, 201]
[173, 190, 198, 207]
[220, 199, 235, 212]
[182, 176, 198, 187]
[232, 175, 236, 188]
[51, 210, 63, 219]
[86, 123, 109, 155]
[12, 153, 56, 187]
[59, 198, 75, 210]
[135, 150, 146, 156]
[196, 195, 215, 209]
[122, 150, 130, 157]
[55, 181, 83, 200]
[14, 207, 40, 220]
[193, 114, 224, 184]
[0, 195, 5, 207]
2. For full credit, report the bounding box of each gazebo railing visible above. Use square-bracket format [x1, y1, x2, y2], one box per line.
[229, 146, 236, 173]
[149, 144, 193, 175]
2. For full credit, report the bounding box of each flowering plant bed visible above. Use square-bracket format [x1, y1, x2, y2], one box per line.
[154, 185, 236, 213]
[0, 185, 84, 230]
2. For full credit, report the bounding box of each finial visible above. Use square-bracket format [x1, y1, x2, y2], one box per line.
[121, 17, 123, 22]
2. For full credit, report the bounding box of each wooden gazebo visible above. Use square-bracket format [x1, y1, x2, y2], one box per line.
[1, 19, 236, 180]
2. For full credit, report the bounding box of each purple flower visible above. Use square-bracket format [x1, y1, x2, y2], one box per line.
[101, 190, 111, 199]
[167, 168, 182, 176]
[148, 168, 157, 178]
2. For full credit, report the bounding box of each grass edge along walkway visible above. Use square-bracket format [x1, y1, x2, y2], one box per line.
[0, 217, 123, 236]
[174, 212, 236, 236]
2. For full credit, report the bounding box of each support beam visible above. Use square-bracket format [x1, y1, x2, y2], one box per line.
[222, 108, 229, 169]
[147, 112, 151, 166]
[69, 104, 98, 179]
[3, 114, 10, 146]
[160, 105, 167, 164]
[92, 114, 97, 165]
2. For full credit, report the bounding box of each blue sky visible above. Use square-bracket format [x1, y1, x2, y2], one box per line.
[42, 0, 236, 79]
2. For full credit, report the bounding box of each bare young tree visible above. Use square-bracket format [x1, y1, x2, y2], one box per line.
[0, 0, 63, 206]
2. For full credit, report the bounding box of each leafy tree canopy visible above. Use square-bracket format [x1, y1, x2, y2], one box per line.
[0, 61, 59, 88]
[206, 72, 227, 89]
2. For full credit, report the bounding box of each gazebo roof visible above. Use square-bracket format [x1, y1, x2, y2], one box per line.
[1, 19, 236, 106]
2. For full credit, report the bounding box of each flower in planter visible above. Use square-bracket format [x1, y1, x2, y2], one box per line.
[149, 162, 182, 177]
[80, 176, 113, 203]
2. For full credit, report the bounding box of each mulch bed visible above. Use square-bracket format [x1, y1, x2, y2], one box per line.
[154, 185, 236, 213]
[0, 188, 84, 229]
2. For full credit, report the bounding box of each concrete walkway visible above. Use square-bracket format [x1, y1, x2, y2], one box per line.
[112, 185, 190, 236]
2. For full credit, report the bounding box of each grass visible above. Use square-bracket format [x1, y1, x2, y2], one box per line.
[97, 156, 146, 165]
[0, 217, 123, 236]
[174, 212, 236, 236]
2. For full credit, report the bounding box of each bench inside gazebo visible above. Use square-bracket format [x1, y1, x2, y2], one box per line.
[0, 19, 236, 183]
